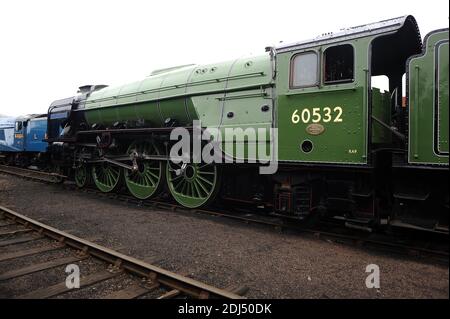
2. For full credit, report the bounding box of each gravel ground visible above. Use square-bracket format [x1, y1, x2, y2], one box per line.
[0, 173, 448, 298]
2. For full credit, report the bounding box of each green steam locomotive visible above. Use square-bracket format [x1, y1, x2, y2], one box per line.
[46, 15, 448, 234]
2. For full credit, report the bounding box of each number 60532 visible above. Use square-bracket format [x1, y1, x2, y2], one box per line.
[291, 107, 343, 124]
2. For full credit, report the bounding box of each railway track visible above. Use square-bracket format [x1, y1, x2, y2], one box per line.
[0, 205, 246, 299]
[0, 164, 448, 265]
[0, 164, 64, 184]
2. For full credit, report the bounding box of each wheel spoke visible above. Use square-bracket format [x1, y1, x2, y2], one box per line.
[106, 171, 113, 187]
[143, 173, 153, 186]
[198, 171, 215, 175]
[92, 163, 121, 193]
[111, 168, 119, 180]
[179, 181, 187, 194]
[173, 178, 184, 191]
[192, 181, 202, 198]
[75, 165, 89, 188]
[197, 174, 213, 186]
[171, 174, 183, 182]
[147, 170, 159, 180]
[194, 179, 209, 196]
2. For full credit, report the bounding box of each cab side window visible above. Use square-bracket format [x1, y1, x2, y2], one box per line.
[15, 121, 22, 131]
[324, 44, 354, 84]
[290, 52, 319, 88]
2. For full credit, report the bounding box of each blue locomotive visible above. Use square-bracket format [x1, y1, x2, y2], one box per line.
[0, 114, 49, 167]
[0, 117, 17, 153]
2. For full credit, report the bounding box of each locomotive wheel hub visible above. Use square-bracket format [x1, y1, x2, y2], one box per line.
[136, 160, 146, 174]
[183, 164, 196, 180]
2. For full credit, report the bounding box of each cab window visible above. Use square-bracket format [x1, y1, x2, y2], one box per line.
[15, 121, 22, 131]
[290, 52, 319, 88]
[323, 44, 354, 84]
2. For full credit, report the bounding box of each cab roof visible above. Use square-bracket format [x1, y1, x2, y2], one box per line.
[276, 15, 421, 53]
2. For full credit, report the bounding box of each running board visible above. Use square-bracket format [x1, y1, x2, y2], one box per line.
[389, 220, 448, 234]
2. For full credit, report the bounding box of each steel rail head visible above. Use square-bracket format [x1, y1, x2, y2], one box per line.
[0, 165, 66, 183]
[0, 165, 67, 178]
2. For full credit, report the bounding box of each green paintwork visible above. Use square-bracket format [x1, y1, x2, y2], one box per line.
[408, 29, 449, 165]
[166, 162, 220, 208]
[92, 163, 122, 193]
[276, 38, 371, 164]
[438, 42, 449, 154]
[371, 88, 392, 144]
[83, 55, 273, 131]
[124, 141, 163, 199]
[83, 55, 275, 162]
[80, 16, 442, 168]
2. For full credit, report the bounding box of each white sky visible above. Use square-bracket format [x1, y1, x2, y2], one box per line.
[0, 0, 448, 116]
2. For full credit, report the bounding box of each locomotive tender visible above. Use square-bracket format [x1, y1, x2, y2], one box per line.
[41, 15, 448, 233]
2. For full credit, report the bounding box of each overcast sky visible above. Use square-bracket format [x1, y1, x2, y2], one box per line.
[0, 0, 448, 116]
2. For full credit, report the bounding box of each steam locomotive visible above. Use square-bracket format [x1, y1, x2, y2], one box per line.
[2, 15, 448, 234]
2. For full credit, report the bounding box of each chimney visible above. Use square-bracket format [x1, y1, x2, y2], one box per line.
[77, 85, 108, 94]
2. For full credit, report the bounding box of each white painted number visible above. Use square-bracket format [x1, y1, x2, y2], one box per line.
[301, 109, 311, 123]
[323, 107, 332, 123]
[334, 106, 343, 122]
[312, 108, 321, 123]
[291, 106, 344, 124]
[291, 109, 300, 124]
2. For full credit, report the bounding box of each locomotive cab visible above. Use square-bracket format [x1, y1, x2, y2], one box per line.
[47, 96, 74, 141]
[275, 15, 421, 164]
[8, 114, 49, 167]
[273, 16, 423, 228]
[13, 119, 25, 151]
